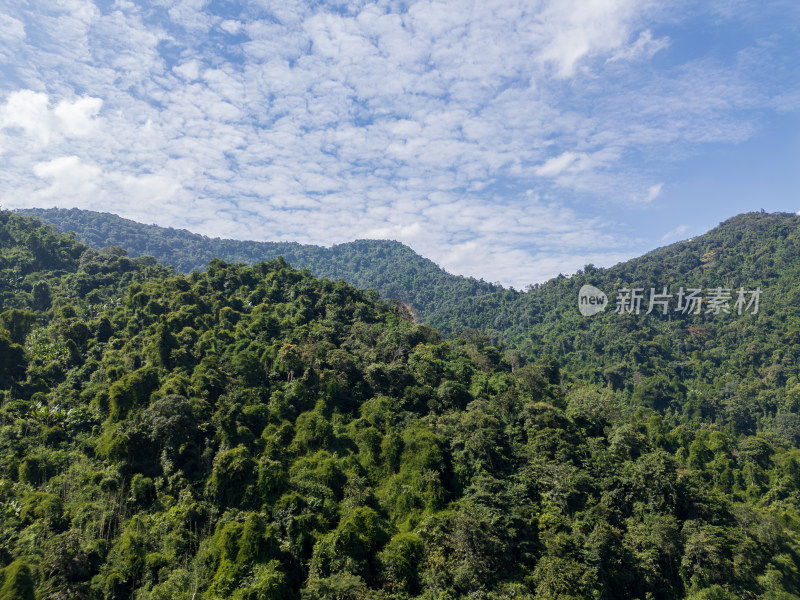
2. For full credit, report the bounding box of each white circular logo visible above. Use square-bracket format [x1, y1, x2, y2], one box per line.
[578, 285, 608, 316]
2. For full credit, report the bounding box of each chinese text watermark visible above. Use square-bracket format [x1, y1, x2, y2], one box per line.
[578, 285, 761, 317]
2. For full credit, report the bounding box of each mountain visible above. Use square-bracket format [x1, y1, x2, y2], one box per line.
[3, 208, 800, 599]
[20, 208, 800, 442]
[427, 211, 800, 442]
[17, 207, 504, 322]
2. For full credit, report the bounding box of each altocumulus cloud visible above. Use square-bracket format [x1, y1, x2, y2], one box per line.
[0, 0, 797, 287]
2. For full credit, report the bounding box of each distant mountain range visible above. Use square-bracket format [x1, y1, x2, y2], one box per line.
[18, 207, 800, 437]
[17, 207, 504, 323]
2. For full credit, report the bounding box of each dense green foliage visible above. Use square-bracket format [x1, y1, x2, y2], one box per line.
[24, 208, 800, 443]
[2, 209, 800, 599]
[426, 212, 800, 443]
[19, 208, 503, 322]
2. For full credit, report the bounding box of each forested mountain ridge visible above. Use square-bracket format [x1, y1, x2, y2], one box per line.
[427, 211, 800, 445]
[17, 208, 504, 322]
[17, 208, 800, 443]
[429, 210, 800, 340]
[3, 209, 800, 599]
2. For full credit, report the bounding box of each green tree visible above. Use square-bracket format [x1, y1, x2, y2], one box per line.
[0, 561, 35, 600]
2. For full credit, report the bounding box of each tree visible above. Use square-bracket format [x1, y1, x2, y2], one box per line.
[0, 328, 26, 385]
[0, 309, 38, 344]
[309, 507, 392, 582]
[0, 561, 35, 600]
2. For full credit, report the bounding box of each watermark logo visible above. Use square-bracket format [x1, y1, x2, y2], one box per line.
[578, 285, 608, 316]
[578, 285, 761, 317]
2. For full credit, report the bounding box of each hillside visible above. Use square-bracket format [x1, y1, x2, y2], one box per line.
[17, 208, 504, 322]
[3, 209, 800, 599]
[21, 208, 800, 444]
[21, 208, 800, 440]
[427, 212, 800, 442]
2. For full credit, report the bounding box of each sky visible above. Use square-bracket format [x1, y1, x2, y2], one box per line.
[0, 0, 798, 289]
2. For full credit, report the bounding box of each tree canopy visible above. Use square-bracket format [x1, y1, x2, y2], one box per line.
[2, 209, 800, 599]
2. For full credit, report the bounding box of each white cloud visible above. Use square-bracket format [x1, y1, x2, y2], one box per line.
[0, 13, 25, 44]
[53, 97, 103, 137]
[773, 89, 800, 113]
[660, 224, 689, 242]
[19, 154, 192, 222]
[0, 91, 53, 146]
[173, 60, 201, 81]
[0, 91, 103, 147]
[32, 155, 102, 202]
[608, 30, 670, 63]
[168, 0, 215, 33]
[534, 0, 644, 77]
[534, 152, 583, 177]
[0, 0, 796, 286]
[642, 183, 663, 203]
[219, 19, 243, 35]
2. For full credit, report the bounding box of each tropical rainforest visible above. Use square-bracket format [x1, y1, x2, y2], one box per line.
[2, 208, 800, 599]
[18, 208, 504, 322]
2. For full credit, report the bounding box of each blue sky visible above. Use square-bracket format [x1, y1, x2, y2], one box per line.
[1, 0, 798, 288]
